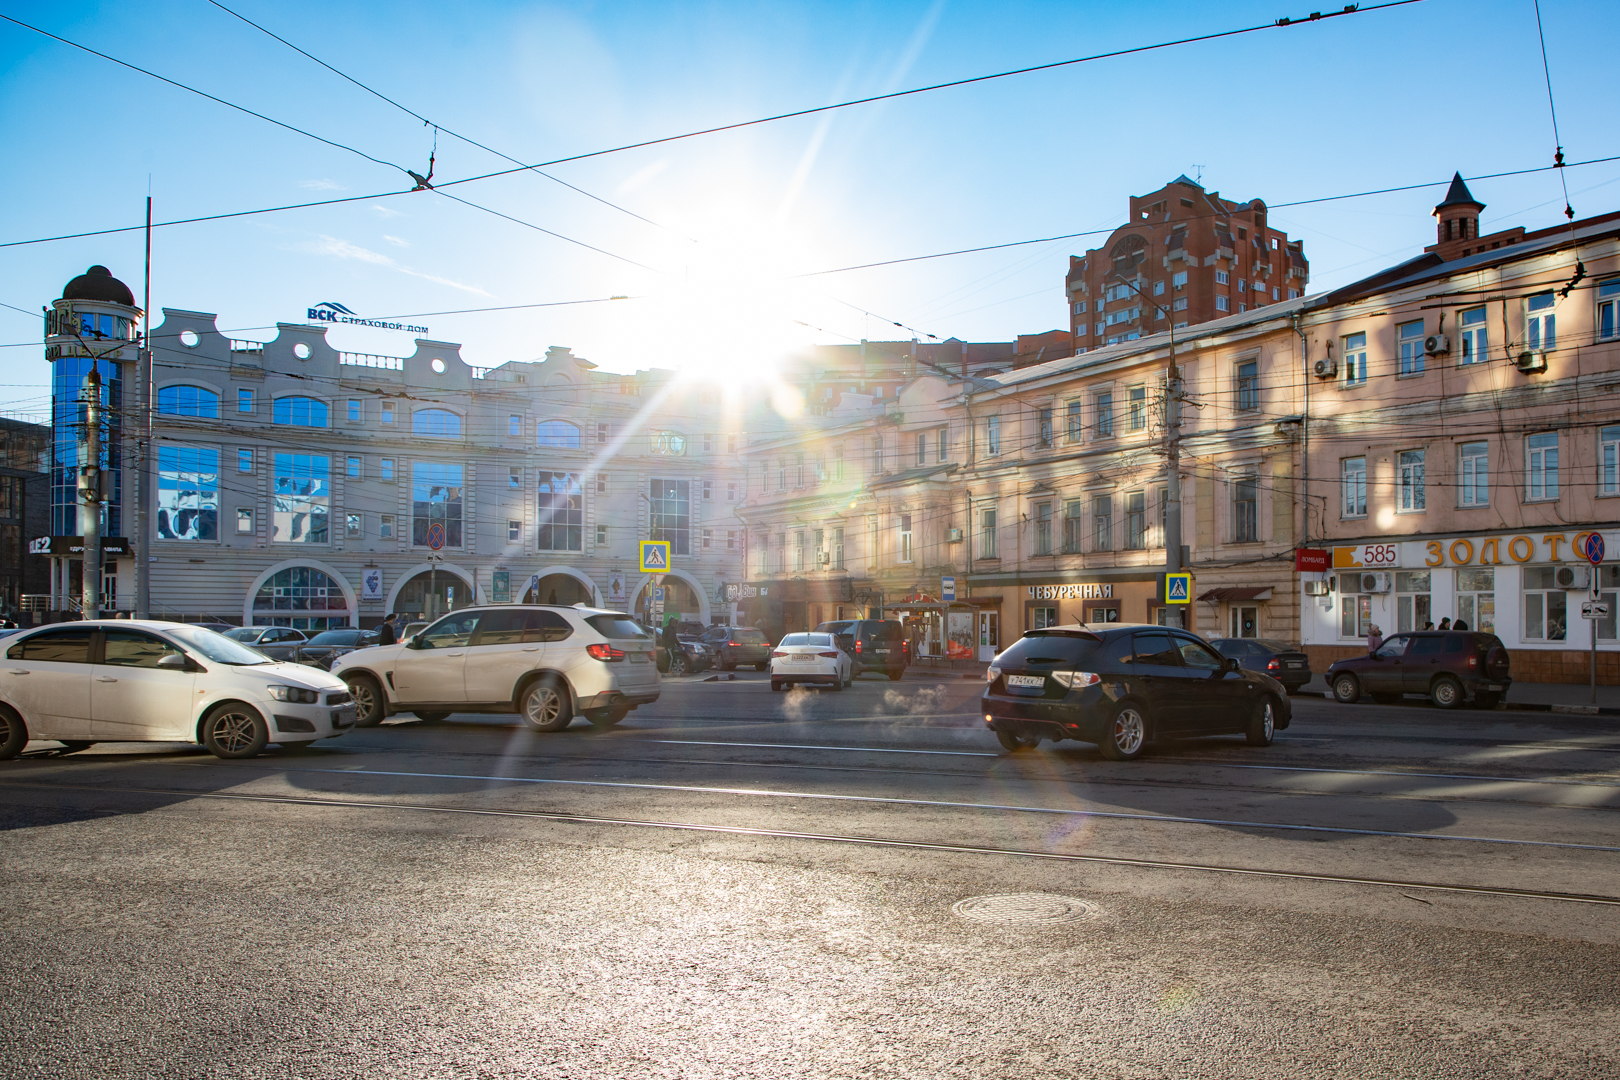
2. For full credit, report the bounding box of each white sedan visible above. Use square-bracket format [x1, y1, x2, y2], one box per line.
[769, 632, 852, 691]
[0, 620, 354, 760]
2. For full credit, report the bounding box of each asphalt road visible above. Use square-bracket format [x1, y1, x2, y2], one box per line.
[3, 671, 1619, 1078]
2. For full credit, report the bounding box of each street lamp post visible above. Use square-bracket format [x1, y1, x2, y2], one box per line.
[1110, 273, 1184, 623]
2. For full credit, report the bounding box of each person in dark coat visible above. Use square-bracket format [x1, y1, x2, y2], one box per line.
[376, 613, 398, 646]
[660, 618, 679, 651]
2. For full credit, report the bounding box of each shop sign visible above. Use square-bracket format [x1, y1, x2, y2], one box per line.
[1026, 583, 1113, 600]
[491, 570, 510, 604]
[1295, 548, 1329, 573]
[1333, 530, 1616, 570]
[28, 536, 133, 557]
[306, 301, 428, 335]
[723, 582, 770, 602]
[360, 568, 383, 600]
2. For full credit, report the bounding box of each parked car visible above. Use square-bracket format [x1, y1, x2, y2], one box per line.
[1210, 638, 1313, 693]
[293, 628, 380, 670]
[1326, 630, 1511, 709]
[223, 625, 310, 662]
[657, 635, 713, 676]
[331, 605, 660, 731]
[401, 621, 427, 641]
[981, 624, 1290, 759]
[698, 625, 772, 671]
[770, 632, 853, 691]
[0, 620, 353, 760]
[813, 619, 905, 680]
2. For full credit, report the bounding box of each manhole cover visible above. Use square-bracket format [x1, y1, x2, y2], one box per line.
[951, 893, 1101, 924]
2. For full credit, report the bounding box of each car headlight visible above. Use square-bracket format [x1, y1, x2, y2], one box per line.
[267, 684, 320, 704]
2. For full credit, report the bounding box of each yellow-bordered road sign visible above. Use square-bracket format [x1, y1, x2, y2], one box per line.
[639, 540, 671, 573]
[1165, 572, 1192, 604]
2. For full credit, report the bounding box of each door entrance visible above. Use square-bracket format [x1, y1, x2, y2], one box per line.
[1230, 605, 1258, 638]
[977, 611, 999, 662]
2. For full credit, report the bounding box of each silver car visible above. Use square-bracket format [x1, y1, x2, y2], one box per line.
[330, 605, 660, 731]
[222, 625, 309, 662]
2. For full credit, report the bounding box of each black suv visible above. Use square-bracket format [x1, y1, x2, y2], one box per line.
[814, 619, 905, 680]
[982, 625, 1291, 759]
[698, 625, 773, 671]
[1326, 630, 1511, 708]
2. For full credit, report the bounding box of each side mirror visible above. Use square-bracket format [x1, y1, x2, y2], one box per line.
[158, 652, 192, 670]
[1223, 656, 1240, 673]
[406, 635, 425, 649]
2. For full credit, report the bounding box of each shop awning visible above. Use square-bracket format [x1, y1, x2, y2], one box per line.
[1197, 587, 1273, 602]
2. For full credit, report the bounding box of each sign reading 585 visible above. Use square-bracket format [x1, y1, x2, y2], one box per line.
[1332, 543, 1401, 570]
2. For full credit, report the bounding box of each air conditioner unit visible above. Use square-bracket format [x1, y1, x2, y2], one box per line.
[1313, 357, 1338, 378]
[1555, 565, 1591, 590]
[1516, 350, 1548, 373]
[1360, 572, 1393, 594]
[816, 551, 830, 566]
[1303, 579, 1333, 596]
[946, 528, 963, 543]
[1424, 334, 1450, 355]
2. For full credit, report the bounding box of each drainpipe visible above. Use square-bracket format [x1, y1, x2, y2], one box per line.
[1293, 313, 1310, 545]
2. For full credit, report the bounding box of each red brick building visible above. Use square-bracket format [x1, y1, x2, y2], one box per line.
[1065, 176, 1308, 349]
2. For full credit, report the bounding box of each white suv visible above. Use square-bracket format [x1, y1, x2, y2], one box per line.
[0, 620, 354, 760]
[331, 605, 660, 731]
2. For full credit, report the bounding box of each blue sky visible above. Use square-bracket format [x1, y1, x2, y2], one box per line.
[2, 0, 1615, 411]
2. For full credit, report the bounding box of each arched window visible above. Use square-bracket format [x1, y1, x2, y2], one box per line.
[156, 385, 220, 419]
[412, 408, 462, 437]
[537, 420, 580, 448]
[252, 566, 350, 631]
[272, 396, 329, 427]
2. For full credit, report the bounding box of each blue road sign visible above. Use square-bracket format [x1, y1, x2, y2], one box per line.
[941, 576, 956, 602]
[1165, 572, 1192, 604]
[1584, 532, 1605, 565]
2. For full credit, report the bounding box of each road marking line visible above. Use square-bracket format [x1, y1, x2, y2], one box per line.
[271, 766, 1620, 853]
[644, 739, 997, 758]
[1167, 761, 1620, 790]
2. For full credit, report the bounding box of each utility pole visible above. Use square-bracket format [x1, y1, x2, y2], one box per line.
[79, 368, 103, 618]
[1110, 273, 1184, 624]
[136, 194, 153, 619]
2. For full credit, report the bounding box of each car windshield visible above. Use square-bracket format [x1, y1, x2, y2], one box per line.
[780, 633, 833, 647]
[166, 626, 272, 665]
[815, 621, 854, 635]
[585, 614, 651, 641]
[998, 633, 1101, 667]
[222, 627, 263, 642]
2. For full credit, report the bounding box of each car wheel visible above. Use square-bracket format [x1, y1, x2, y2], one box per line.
[830, 676, 844, 692]
[1099, 703, 1148, 761]
[345, 675, 385, 727]
[770, 679, 784, 692]
[412, 711, 450, 723]
[996, 730, 1038, 752]
[885, 668, 902, 681]
[585, 706, 627, 728]
[1370, 692, 1401, 705]
[1430, 676, 1463, 710]
[1246, 697, 1277, 747]
[1474, 691, 1501, 710]
[669, 654, 689, 676]
[202, 703, 269, 759]
[519, 678, 572, 732]
[1331, 674, 1361, 704]
[0, 704, 26, 760]
[755, 662, 768, 671]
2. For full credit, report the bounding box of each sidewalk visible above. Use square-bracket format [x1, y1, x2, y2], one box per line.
[1296, 674, 1620, 715]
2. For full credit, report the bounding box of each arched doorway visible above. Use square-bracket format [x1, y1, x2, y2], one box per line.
[630, 572, 708, 626]
[523, 572, 591, 606]
[248, 564, 354, 630]
[392, 567, 473, 621]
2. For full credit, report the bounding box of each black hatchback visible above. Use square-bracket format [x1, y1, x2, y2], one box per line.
[813, 619, 905, 679]
[982, 626, 1291, 759]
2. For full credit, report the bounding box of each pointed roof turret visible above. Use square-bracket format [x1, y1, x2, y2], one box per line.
[1434, 172, 1484, 213]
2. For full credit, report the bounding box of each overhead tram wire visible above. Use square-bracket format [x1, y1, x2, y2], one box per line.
[200, 0, 678, 236]
[1, 2, 1445, 255]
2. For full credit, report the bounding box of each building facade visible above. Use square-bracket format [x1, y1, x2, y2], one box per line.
[1065, 176, 1308, 350]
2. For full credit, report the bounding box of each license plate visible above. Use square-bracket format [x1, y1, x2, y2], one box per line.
[1486, 683, 1504, 691]
[791, 655, 815, 662]
[629, 653, 648, 663]
[1006, 674, 1046, 688]
[1286, 662, 1303, 669]
[333, 708, 355, 727]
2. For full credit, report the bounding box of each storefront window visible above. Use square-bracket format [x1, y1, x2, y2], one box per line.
[1031, 606, 1057, 629]
[1395, 570, 1431, 632]
[1088, 607, 1120, 623]
[1523, 566, 1567, 640]
[1339, 574, 1371, 638]
[1599, 566, 1619, 641]
[1456, 568, 1495, 635]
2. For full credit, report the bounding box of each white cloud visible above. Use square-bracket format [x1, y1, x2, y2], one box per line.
[299, 179, 346, 191]
[383, 235, 410, 248]
[372, 204, 406, 218]
[297, 234, 491, 296]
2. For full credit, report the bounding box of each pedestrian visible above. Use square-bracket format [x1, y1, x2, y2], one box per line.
[661, 617, 679, 652]
[1366, 624, 1383, 652]
[1438, 617, 1452, 630]
[1422, 621, 1434, 630]
[376, 612, 398, 647]
[1453, 618, 1469, 631]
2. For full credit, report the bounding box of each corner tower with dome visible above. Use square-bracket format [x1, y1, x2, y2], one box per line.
[42, 265, 142, 614]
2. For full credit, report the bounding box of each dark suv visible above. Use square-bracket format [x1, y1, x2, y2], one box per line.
[1326, 630, 1511, 709]
[982, 625, 1290, 759]
[814, 619, 905, 680]
[699, 625, 772, 671]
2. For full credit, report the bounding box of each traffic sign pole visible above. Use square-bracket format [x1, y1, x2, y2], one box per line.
[1585, 533, 1606, 704]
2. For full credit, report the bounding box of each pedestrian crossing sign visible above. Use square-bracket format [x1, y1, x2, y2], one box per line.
[639, 540, 671, 573]
[1165, 572, 1192, 604]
